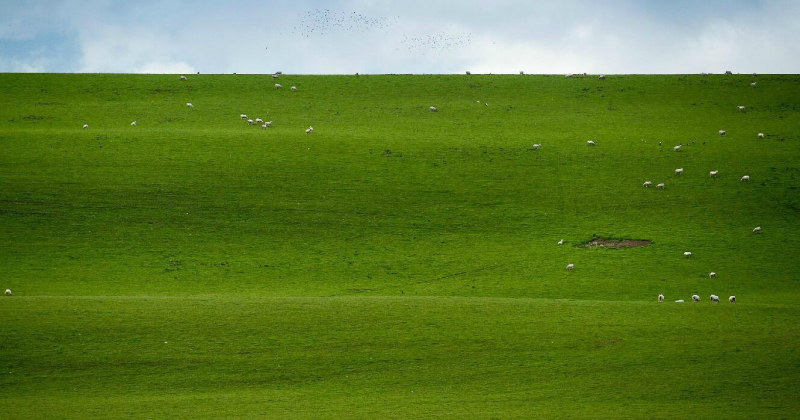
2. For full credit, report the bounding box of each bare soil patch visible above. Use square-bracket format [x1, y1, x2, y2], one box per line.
[582, 238, 651, 248]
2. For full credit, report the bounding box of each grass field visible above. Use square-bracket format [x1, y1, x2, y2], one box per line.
[1, 73, 799, 418]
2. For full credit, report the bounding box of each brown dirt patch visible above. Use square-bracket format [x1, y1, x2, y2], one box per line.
[582, 238, 651, 248]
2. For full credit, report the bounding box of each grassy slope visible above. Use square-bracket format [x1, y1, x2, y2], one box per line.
[1, 73, 799, 418]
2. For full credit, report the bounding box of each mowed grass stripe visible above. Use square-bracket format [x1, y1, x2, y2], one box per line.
[1, 295, 798, 418]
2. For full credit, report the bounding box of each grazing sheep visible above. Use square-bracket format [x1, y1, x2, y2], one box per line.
[719, 130, 726, 136]
[240, 114, 247, 120]
[261, 124, 268, 129]
[753, 226, 761, 234]
[675, 300, 685, 303]
[484, 103, 488, 106]
[758, 133, 765, 138]
[729, 296, 736, 303]
[532, 144, 541, 150]
[598, 75, 605, 80]
[186, 103, 193, 108]
[710, 295, 720, 303]
[255, 118, 263, 124]
[83, 124, 88, 129]
[710, 170, 718, 177]
[658, 293, 664, 303]
[587, 140, 596, 146]
[709, 272, 716, 278]
[291, 86, 297, 92]
[180, 76, 187, 81]
[265, 121, 273, 127]
[750, 82, 757, 87]
[272, 74, 278, 79]
[275, 84, 282, 89]
[738, 106, 746, 111]
[675, 168, 683, 175]
[684, 252, 692, 258]
[429, 106, 438, 112]
[657, 183, 665, 189]
[131, 121, 137, 126]
[558, 239, 564, 245]
[643, 181, 652, 188]
[565, 73, 573, 78]
[673, 145, 682, 151]
[741, 175, 750, 182]
[692, 295, 700, 302]
[305, 126, 314, 134]
[4, 289, 11, 296]
[566, 263, 574, 270]
[247, 119, 254, 125]
[466, 71, 471, 75]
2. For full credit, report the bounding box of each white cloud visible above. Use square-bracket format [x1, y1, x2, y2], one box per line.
[1, 0, 799, 74]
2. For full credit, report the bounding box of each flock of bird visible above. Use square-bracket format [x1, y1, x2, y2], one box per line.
[291, 9, 398, 37]
[399, 33, 473, 54]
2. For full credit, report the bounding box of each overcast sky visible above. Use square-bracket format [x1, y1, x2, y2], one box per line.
[1, 0, 799, 74]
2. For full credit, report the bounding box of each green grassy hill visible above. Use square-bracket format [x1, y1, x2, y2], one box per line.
[1, 73, 799, 418]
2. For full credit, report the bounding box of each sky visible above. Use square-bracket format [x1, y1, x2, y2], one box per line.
[1, 0, 799, 74]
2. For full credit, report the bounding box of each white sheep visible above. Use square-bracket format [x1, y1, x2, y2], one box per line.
[729, 296, 736, 303]
[719, 130, 726, 136]
[247, 119, 254, 125]
[83, 124, 88, 129]
[738, 106, 746, 111]
[757, 133, 764, 138]
[675, 168, 683, 175]
[255, 118, 263, 124]
[566, 263, 574, 270]
[684, 252, 692, 258]
[673, 145, 681, 151]
[305, 126, 314, 134]
[558, 239, 564, 245]
[658, 293, 664, 303]
[709, 272, 716, 278]
[587, 140, 596, 146]
[265, 121, 273, 127]
[565, 73, 573, 78]
[598, 75, 605, 80]
[741, 175, 750, 182]
[291, 86, 297, 92]
[750, 82, 757, 87]
[710, 170, 718, 177]
[180, 76, 187, 81]
[240, 114, 247, 120]
[131, 121, 137, 126]
[657, 183, 665, 189]
[429, 106, 438, 112]
[4, 289, 10, 296]
[753, 226, 761, 234]
[710, 295, 720, 303]
[275, 84, 282, 89]
[272, 74, 278, 79]
[675, 300, 685, 303]
[643, 181, 652, 188]
[186, 103, 193, 108]
[692, 295, 700, 302]
[261, 123, 268, 129]
[532, 144, 541, 150]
